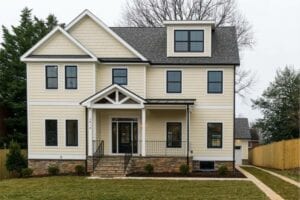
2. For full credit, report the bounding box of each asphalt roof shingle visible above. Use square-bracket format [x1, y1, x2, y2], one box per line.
[235, 118, 251, 139]
[111, 27, 240, 65]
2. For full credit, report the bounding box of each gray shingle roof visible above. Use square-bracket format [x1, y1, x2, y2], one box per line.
[235, 118, 251, 139]
[111, 27, 240, 65]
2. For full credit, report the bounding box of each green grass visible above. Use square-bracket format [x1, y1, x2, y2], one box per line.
[262, 167, 300, 182]
[242, 166, 300, 200]
[0, 176, 267, 200]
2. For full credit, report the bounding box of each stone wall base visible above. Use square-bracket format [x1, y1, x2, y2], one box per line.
[128, 157, 192, 174]
[192, 160, 234, 171]
[28, 159, 85, 175]
[242, 159, 249, 165]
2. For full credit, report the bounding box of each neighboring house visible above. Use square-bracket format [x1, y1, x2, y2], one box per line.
[235, 118, 251, 165]
[248, 128, 260, 149]
[21, 10, 240, 176]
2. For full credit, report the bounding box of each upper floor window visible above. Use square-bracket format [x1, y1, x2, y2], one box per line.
[166, 122, 182, 148]
[45, 119, 57, 146]
[167, 70, 181, 93]
[112, 68, 127, 85]
[175, 30, 204, 52]
[46, 65, 58, 89]
[65, 66, 77, 89]
[66, 120, 78, 146]
[207, 71, 223, 93]
[207, 123, 222, 148]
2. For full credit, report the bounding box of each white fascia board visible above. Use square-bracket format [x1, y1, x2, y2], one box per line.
[28, 154, 86, 160]
[192, 156, 233, 161]
[91, 104, 144, 109]
[21, 58, 97, 62]
[65, 9, 148, 61]
[20, 26, 97, 61]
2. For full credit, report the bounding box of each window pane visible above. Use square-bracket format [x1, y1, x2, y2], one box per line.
[190, 42, 203, 52]
[175, 42, 188, 52]
[47, 66, 57, 77]
[66, 66, 77, 77]
[66, 120, 78, 146]
[113, 77, 127, 85]
[167, 123, 181, 148]
[45, 120, 57, 146]
[208, 83, 222, 93]
[47, 78, 58, 89]
[168, 82, 181, 93]
[113, 69, 127, 76]
[190, 30, 203, 41]
[208, 123, 222, 148]
[66, 78, 77, 89]
[167, 71, 181, 81]
[208, 71, 222, 82]
[175, 31, 188, 41]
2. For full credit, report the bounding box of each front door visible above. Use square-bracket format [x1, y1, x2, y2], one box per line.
[112, 118, 138, 154]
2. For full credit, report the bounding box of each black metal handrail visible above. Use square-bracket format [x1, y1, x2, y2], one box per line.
[92, 140, 104, 170]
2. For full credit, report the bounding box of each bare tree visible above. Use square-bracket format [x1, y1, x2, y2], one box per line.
[121, 0, 256, 96]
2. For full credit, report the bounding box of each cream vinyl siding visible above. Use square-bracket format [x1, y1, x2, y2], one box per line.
[68, 16, 136, 58]
[96, 64, 146, 98]
[166, 25, 212, 57]
[27, 62, 94, 102]
[28, 105, 86, 157]
[190, 108, 233, 159]
[235, 139, 249, 159]
[147, 66, 234, 106]
[32, 32, 86, 55]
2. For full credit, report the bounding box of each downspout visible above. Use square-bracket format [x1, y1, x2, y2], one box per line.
[186, 104, 190, 166]
[85, 107, 88, 174]
[233, 66, 236, 173]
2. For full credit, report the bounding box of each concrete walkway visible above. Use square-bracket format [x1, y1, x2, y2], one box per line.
[237, 166, 283, 200]
[88, 176, 250, 181]
[251, 166, 300, 188]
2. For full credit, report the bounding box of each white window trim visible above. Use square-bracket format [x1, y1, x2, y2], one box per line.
[112, 66, 128, 86]
[165, 69, 183, 95]
[64, 64, 79, 90]
[206, 69, 224, 95]
[165, 121, 184, 149]
[64, 118, 80, 148]
[44, 64, 60, 91]
[205, 121, 224, 150]
[44, 118, 59, 148]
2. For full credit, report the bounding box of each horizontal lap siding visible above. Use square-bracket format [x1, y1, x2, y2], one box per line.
[96, 64, 146, 98]
[235, 139, 249, 159]
[69, 16, 136, 58]
[27, 62, 94, 102]
[28, 105, 86, 157]
[32, 32, 86, 55]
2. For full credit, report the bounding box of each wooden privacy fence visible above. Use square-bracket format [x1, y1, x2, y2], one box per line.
[249, 138, 300, 170]
[0, 149, 27, 180]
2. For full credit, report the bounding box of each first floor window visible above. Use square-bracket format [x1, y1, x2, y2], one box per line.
[112, 68, 127, 85]
[46, 65, 58, 89]
[45, 120, 57, 146]
[208, 71, 223, 93]
[166, 122, 182, 148]
[65, 65, 77, 89]
[66, 120, 78, 146]
[207, 123, 222, 148]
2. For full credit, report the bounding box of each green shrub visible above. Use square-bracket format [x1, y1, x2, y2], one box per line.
[75, 165, 85, 176]
[179, 164, 190, 175]
[217, 165, 228, 176]
[144, 164, 154, 174]
[21, 168, 33, 177]
[48, 164, 60, 175]
[5, 141, 27, 177]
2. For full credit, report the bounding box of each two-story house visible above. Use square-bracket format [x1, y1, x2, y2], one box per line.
[21, 10, 239, 176]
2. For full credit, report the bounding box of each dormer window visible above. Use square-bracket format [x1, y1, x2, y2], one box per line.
[174, 30, 204, 52]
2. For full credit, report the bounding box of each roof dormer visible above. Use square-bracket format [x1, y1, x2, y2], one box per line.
[164, 21, 215, 57]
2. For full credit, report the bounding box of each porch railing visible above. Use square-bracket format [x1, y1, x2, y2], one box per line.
[92, 140, 104, 170]
[144, 141, 188, 157]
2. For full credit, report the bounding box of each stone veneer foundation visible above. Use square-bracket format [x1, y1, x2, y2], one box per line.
[192, 160, 234, 171]
[28, 159, 85, 175]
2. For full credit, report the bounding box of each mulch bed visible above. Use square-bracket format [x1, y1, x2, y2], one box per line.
[127, 168, 246, 178]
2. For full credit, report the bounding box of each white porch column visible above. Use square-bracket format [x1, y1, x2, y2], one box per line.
[87, 108, 93, 156]
[141, 108, 146, 156]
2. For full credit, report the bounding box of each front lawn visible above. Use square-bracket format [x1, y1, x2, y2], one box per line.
[242, 166, 300, 200]
[0, 176, 267, 200]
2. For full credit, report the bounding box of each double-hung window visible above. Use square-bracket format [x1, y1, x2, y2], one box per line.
[166, 122, 182, 148]
[207, 71, 223, 93]
[65, 65, 77, 89]
[175, 30, 204, 52]
[46, 65, 58, 89]
[207, 123, 222, 148]
[112, 68, 127, 85]
[45, 120, 57, 146]
[66, 120, 78, 146]
[167, 71, 181, 93]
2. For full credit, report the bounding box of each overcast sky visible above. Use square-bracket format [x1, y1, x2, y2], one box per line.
[0, 0, 299, 123]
